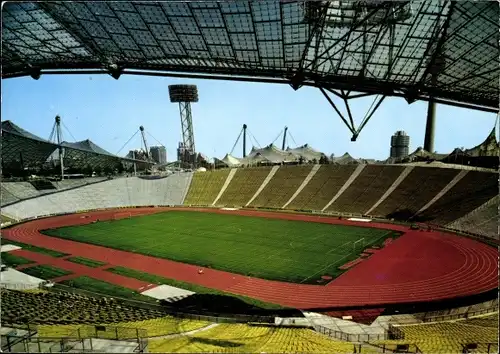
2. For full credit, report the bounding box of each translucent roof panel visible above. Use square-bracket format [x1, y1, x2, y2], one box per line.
[1, 121, 149, 169]
[2, 1, 498, 110]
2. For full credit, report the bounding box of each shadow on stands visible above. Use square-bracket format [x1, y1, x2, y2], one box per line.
[160, 294, 303, 318]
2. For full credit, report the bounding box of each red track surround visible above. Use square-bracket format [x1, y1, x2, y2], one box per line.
[2, 208, 497, 309]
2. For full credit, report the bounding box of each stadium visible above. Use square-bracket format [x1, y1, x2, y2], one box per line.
[1, 1, 499, 354]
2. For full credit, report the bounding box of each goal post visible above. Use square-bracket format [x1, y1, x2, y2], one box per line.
[353, 238, 365, 252]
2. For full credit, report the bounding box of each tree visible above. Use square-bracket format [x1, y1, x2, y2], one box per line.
[116, 162, 124, 174]
[82, 165, 93, 176]
[103, 166, 113, 176]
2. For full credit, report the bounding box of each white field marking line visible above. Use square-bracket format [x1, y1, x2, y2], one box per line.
[299, 253, 352, 284]
[266, 247, 286, 260]
[327, 240, 351, 255]
[299, 231, 393, 284]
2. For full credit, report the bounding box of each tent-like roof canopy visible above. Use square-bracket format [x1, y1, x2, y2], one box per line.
[2, 120, 59, 167]
[464, 127, 499, 157]
[331, 152, 360, 165]
[2, 1, 498, 112]
[287, 144, 324, 161]
[1, 120, 150, 170]
[219, 143, 327, 167]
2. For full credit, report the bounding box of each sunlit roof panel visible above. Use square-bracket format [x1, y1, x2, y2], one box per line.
[2, 1, 498, 111]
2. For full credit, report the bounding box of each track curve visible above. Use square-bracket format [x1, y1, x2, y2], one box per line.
[2, 208, 497, 309]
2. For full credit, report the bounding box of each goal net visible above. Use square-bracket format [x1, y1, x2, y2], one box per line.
[112, 212, 132, 220]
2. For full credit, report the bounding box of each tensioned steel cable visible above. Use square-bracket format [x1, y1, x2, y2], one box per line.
[116, 130, 139, 156]
[247, 129, 261, 148]
[146, 131, 165, 148]
[61, 121, 77, 142]
[271, 129, 283, 145]
[287, 130, 298, 147]
[229, 127, 243, 155]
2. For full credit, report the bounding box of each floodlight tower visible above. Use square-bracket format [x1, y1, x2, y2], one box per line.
[168, 85, 198, 165]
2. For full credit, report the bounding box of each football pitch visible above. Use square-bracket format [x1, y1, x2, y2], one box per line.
[42, 211, 398, 284]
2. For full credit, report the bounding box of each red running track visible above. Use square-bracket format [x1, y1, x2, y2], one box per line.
[2, 208, 497, 309]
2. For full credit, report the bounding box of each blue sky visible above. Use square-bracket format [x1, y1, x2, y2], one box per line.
[2, 74, 497, 161]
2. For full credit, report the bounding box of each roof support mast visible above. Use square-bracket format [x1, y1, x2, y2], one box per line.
[282, 126, 288, 150]
[139, 126, 149, 160]
[48, 115, 65, 180]
[56, 116, 64, 180]
[243, 124, 247, 158]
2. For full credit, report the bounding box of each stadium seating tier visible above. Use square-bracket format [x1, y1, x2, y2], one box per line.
[248, 165, 313, 209]
[417, 171, 498, 224]
[1, 289, 165, 325]
[447, 196, 498, 239]
[327, 165, 404, 214]
[184, 170, 230, 206]
[378, 317, 499, 354]
[371, 167, 459, 219]
[149, 323, 359, 353]
[282, 165, 358, 211]
[2, 175, 192, 220]
[216, 167, 271, 207]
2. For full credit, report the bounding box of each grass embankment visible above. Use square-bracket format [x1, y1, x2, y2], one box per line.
[66, 256, 106, 268]
[22, 265, 72, 280]
[1, 240, 68, 258]
[60, 276, 156, 304]
[1, 252, 33, 267]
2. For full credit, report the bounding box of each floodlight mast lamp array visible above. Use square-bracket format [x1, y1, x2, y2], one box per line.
[168, 85, 198, 166]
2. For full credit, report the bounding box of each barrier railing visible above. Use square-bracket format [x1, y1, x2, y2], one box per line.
[2, 324, 148, 353]
[314, 324, 388, 342]
[422, 309, 498, 323]
[0, 282, 41, 291]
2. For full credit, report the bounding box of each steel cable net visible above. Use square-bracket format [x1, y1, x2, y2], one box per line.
[1, 1, 497, 110]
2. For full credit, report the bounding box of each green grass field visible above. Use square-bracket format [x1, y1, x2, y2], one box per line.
[43, 211, 399, 284]
[22, 265, 72, 280]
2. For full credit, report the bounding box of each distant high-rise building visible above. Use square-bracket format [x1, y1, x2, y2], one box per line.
[390, 131, 410, 159]
[126, 149, 148, 161]
[150, 146, 167, 164]
[177, 142, 195, 164]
